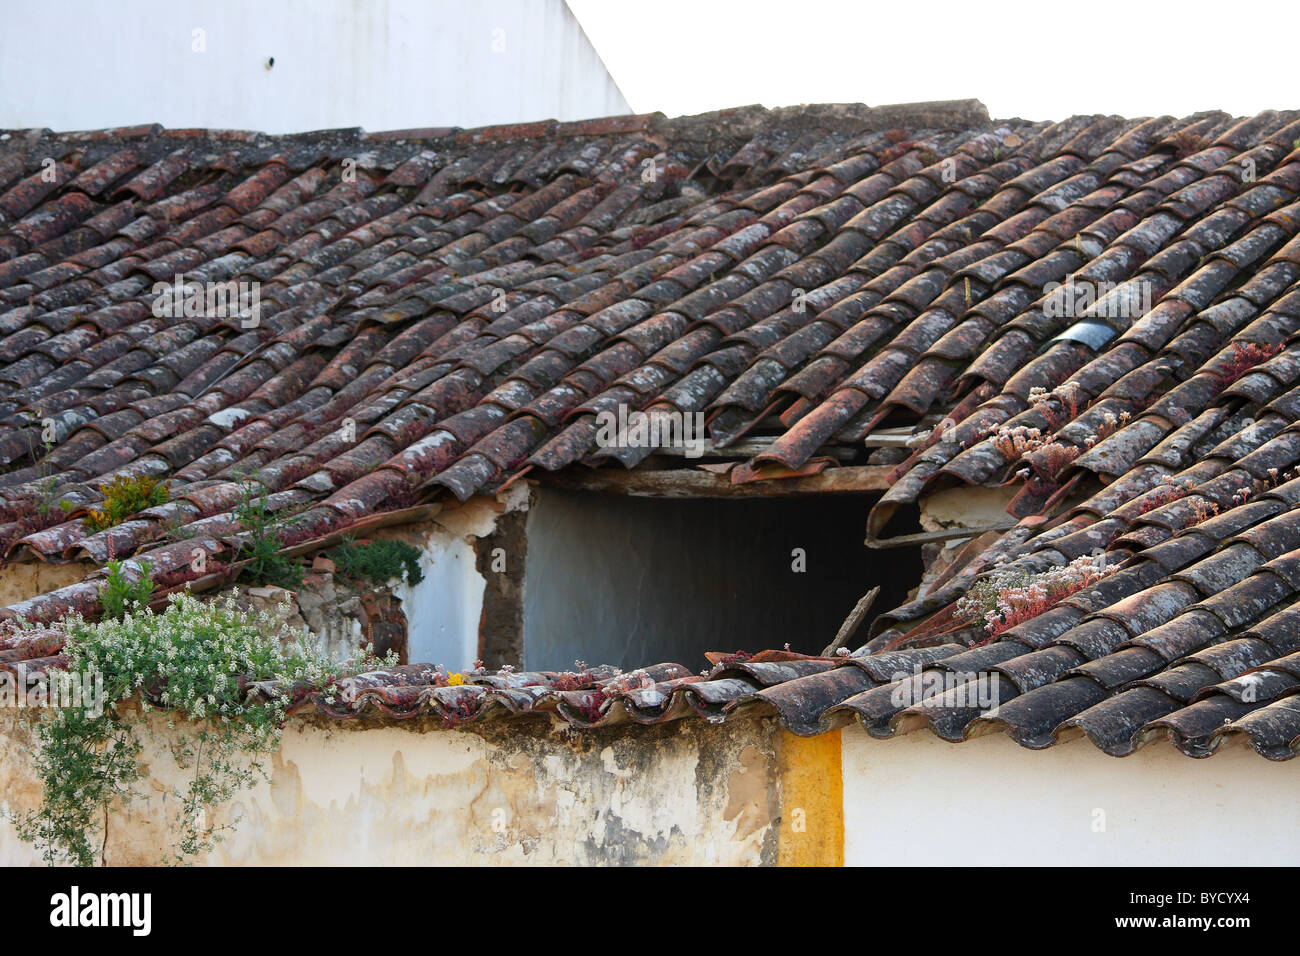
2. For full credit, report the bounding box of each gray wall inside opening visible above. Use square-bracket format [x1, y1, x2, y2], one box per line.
[522, 487, 920, 671]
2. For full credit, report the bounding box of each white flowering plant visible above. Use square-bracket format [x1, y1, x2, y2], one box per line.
[13, 591, 393, 866]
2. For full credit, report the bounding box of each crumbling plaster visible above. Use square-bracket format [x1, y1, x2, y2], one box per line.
[917, 485, 1018, 533]
[914, 485, 1019, 600]
[239, 483, 532, 669]
[380, 483, 531, 669]
[0, 710, 785, 867]
[0, 560, 88, 608]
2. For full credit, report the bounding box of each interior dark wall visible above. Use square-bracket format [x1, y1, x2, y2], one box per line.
[522, 487, 920, 672]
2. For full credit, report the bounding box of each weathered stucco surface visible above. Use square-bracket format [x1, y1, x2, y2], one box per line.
[0, 711, 789, 866]
[218, 485, 531, 670]
[7, 661, 1294, 867]
[385, 484, 530, 669]
[0, 560, 88, 608]
[913, 486, 1019, 601]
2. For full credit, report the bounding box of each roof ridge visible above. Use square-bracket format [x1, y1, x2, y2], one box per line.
[0, 99, 1001, 155]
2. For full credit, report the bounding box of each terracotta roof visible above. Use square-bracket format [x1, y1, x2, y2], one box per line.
[7, 101, 1300, 759]
[0, 99, 1000, 621]
[4, 628, 1300, 759]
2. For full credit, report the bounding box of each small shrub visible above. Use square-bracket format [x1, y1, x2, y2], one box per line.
[1024, 440, 1081, 482]
[1252, 467, 1298, 496]
[1137, 476, 1195, 515]
[990, 424, 1045, 459]
[100, 559, 154, 620]
[1027, 381, 1083, 429]
[1079, 408, 1132, 449]
[1217, 341, 1282, 387]
[955, 568, 1034, 624]
[84, 474, 169, 533]
[1168, 130, 1207, 160]
[1189, 498, 1220, 525]
[32, 475, 60, 518]
[232, 482, 302, 590]
[551, 670, 598, 692]
[573, 686, 610, 722]
[330, 537, 424, 587]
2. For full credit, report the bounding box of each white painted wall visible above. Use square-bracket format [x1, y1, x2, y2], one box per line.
[392, 530, 484, 671]
[382, 484, 530, 670]
[0, 0, 629, 133]
[842, 730, 1300, 866]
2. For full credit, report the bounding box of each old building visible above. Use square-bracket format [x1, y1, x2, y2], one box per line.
[2, 99, 1300, 865]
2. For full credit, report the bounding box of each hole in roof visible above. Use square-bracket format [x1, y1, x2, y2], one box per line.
[519, 487, 920, 669]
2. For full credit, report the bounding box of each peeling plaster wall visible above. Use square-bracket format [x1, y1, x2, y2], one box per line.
[842, 730, 1300, 866]
[0, 712, 782, 867]
[387, 526, 484, 669]
[914, 485, 1018, 600]
[368, 485, 530, 670]
[917, 485, 1018, 533]
[8, 706, 1293, 867]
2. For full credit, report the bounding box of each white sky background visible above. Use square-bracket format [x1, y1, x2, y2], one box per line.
[567, 0, 1297, 123]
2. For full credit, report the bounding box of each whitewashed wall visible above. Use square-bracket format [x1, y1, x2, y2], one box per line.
[391, 531, 484, 670]
[378, 483, 530, 670]
[0, 0, 629, 133]
[843, 730, 1300, 866]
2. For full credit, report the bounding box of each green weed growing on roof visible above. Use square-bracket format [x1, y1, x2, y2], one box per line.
[232, 479, 303, 590]
[100, 559, 155, 621]
[329, 537, 424, 587]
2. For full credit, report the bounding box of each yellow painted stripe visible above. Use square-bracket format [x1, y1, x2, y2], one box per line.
[776, 728, 844, 866]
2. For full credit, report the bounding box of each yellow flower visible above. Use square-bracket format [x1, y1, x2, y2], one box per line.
[446, 673, 465, 686]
